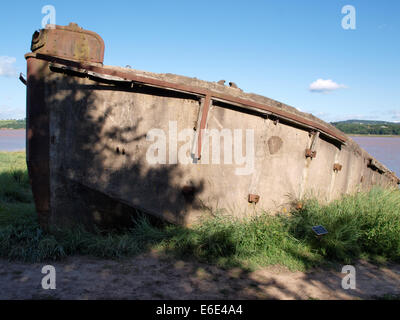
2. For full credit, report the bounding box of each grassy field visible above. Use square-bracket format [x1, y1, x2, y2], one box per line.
[1, 151, 400, 271]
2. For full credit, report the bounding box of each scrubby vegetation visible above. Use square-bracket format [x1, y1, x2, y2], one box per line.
[1, 151, 400, 271]
[288, 189, 400, 263]
[0, 119, 26, 129]
[332, 120, 400, 135]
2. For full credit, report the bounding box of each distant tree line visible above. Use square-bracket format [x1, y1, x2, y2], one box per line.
[332, 121, 400, 135]
[0, 119, 26, 129]
[1, 118, 399, 135]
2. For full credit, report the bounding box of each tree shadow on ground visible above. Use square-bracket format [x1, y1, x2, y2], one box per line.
[2, 253, 400, 300]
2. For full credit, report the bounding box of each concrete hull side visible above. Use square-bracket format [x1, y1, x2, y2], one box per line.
[26, 57, 398, 229]
[26, 57, 51, 229]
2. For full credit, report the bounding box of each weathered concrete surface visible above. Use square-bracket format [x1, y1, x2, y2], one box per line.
[25, 24, 400, 230]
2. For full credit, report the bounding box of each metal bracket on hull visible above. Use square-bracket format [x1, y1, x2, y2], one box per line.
[305, 149, 317, 159]
[305, 131, 319, 159]
[193, 95, 212, 160]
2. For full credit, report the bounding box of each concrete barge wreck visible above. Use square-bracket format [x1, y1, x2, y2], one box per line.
[24, 23, 400, 230]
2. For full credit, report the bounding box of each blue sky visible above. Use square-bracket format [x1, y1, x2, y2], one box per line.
[0, 0, 399, 122]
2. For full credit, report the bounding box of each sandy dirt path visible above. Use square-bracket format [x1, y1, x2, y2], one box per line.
[0, 252, 399, 300]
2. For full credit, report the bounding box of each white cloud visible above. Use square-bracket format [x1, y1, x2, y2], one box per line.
[309, 79, 347, 93]
[0, 56, 17, 77]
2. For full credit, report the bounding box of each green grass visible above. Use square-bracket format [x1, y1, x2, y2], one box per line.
[154, 213, 322, 270]
[1, 151, 400, 271]
[0, 152, 32, 204]
[288, 189, 400, 264]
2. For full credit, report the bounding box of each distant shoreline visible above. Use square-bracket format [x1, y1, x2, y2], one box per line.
[0, 149, 26, 153]
[0, 120, 26, 130]
[0, 128, 25, 131]
[349, 134, 400, 138]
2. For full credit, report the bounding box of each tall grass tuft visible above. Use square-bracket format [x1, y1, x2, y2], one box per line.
[159, 213, 321, 270]
[289, 188, 400, 263]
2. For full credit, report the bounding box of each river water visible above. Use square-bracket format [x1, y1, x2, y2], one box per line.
[0, 130, 399, 177]
[350, 136, 400, 178]
[0, 129, 25, 152]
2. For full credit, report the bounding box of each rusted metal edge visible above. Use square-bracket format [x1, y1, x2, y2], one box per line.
[248, 194, 260, 204]
[31, 23, 105, 64]
[31, 53, 348, 144]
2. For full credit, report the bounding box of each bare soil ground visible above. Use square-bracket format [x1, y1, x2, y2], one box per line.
[1, 252, 399, 300]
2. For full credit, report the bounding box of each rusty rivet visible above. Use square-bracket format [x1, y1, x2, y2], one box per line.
[333, 163, 342, 172]
[248, 194, 260, 204]
[305, 149, 317, 159]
